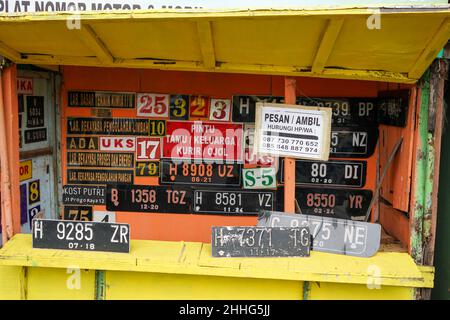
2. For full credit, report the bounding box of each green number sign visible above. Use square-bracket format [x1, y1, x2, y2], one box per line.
[242, 167, 276, 189]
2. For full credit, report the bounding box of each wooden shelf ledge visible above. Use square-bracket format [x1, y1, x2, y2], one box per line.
[0, 234, 433, 288]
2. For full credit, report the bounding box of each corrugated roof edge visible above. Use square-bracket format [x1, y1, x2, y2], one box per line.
[0, 5, 449, 21]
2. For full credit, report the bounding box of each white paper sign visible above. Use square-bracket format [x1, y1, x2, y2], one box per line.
[93, 211, 116, 223]
[254, 102, 331, 160]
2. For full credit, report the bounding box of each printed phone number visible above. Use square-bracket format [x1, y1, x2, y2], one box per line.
[262, 136, 319, 153]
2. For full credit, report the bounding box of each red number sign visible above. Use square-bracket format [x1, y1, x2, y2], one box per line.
[136, 138, 162, 160]
[209, 99, 231, 122]
[137, 93, 169, 118]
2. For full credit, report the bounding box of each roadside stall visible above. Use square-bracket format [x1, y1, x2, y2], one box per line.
[0, 4, 449, 299]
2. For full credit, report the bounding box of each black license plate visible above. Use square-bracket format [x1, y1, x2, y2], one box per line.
[232, 95, 284, 122]
[193, 189, 275, 215]
[330, 127, 378, 158]
[296, 98, 378, 127]
[280, 159, 367, 188]
[276, 187, 373, 220]
[212, 226, 310, 257]
[160, 160, 241, 186]
[257, 212, 380, 257]
[32, 219, 130, 253]
[377, 91, 409, 127]
[106, 185, 191, 213]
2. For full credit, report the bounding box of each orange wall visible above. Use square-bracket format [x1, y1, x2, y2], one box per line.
[61, 66, 395, 243]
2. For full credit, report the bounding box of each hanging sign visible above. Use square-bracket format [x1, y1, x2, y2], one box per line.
[244, 124, 276, 166]
[67, 137, 99, 150]
[279, 159, 367, 188]
[258, 211, 381, 257]
[67, 118, 165, 136]
[160, 160, 241, 186]
[296, 98, 378, 127]
[93, 211, 116, 223]
[136, 137, 162, 160]
[137, 93, 170, 117]
[276, 187, 373, 220]
[163, 121, 243, 161]
[26, 96, 45, 128]
[106, 185, 191, 213]
[189, 96, 210, 120]
[169, 95, 190, 120]
[63, 206, 93, 221]
[330, 127, 379, 158]
[242, 167, 276, 189]
[63, 185, 106, 205]
[212, 226, 310, 257]
[68, 91, 135, 108]
[135, 161, 160, 177]
[25, 128, 47, 144]
[67, 169, 134, 184]
[66, 152, 134, 168]
[232, 95, 284, 123]
[99, 137, 135, 151]
[209, 99, 232, 122]
[32, 219, 130, 253]
[19, 160, 33, 181]
[254, 102, 332, 160]
[17, 78, 33, 94]
[193, 189, 275, 215]
[378, 94, 409, 127]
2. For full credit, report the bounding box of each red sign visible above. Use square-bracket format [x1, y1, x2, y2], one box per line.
[17, 78, 33, 94]
[137, 93, 169, 118]
[163, 121, 244, 161]
[136, 137, 161, 160]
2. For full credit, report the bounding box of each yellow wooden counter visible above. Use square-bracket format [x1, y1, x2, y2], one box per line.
[0, 234, 433, 300]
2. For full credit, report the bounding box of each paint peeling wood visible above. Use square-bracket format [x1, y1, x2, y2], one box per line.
[423, 60, 448, 280]
[410, 59, 448, 281]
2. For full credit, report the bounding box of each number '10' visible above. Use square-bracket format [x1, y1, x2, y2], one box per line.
[150, 121, 165, 136]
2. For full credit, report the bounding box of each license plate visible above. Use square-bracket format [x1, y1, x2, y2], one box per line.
[296, 98, 378, 127]
[159, 160, 242, 186]
[106, 185, 191, 213]
[279, 159, 367, 188]
[212, 226, 310, 257]
[330, 127, 378, 158]
[257, 211, 381, 257]
[193, 189, 275, 215]
[232, 95, 284, 123]
[32, 219, 130, 253]
[377, 90, 409, 127]
[276, 187, 373, 220]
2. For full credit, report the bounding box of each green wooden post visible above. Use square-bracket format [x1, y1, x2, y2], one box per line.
[411, 70, 430, 265]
